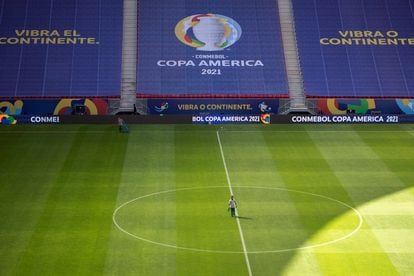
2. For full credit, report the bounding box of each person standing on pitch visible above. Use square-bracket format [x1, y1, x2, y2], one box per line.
[117, 117, 125, 132]
[228, 195, 237, 217]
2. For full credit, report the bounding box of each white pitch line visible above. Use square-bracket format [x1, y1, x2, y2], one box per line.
[0, 130, 107, 133]
[216, 130, 253, 276]
[113, 185, 363, 254]
[222, 130, 414, 133]
[1, 129, 414, 134]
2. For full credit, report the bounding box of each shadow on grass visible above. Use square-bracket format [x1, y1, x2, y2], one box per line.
[236, 216, 253, 220]
[174, 124, 414, 274]
[229, 125, 414, 274]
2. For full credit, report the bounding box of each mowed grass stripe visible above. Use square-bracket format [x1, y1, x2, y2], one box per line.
[3, 124, 413, 275]
[173, 128, 248, 275]
[219, 130, 320, 275]
[0, 131, 75, 275]
[104, 129, 178, 275]
[307, 126, 403, 274]
[355, 127, 414, 273]
[261, 128, 361, 274]
[14, 128, 128, 275]
[217, 130, 252, 276]
[354, 126, 414, 189]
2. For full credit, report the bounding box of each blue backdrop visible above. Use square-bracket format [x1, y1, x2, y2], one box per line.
[137, 0, 288, 96]
[294, 0, 414, 97]
[0, 0, 122, 97]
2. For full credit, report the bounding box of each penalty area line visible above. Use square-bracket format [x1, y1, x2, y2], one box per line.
[216, 130, 253, 276]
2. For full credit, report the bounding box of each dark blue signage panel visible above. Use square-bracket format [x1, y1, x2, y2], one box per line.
[0, 0, 122, 97]
[294, 0, 414, 97]
[137, 0, 288, 96]
[148, 99, 278, 115]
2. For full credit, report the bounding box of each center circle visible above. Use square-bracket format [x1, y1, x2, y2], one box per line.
[113, 186, 362, 254]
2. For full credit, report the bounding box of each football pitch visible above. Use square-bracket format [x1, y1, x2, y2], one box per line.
[1, 124, 414, 275]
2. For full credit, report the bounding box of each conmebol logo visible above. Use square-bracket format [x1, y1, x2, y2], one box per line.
[30, 116, 60, 124]
[175, 14, 242, 51]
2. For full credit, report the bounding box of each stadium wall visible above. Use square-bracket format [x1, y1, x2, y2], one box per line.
[2, 114, 414, 125]
[1, 97, 414, 116]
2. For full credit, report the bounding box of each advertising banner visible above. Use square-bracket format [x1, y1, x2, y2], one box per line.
[317, 98, 414, 115]
[1, 98, 413, 116]
[0, 98, 109, 115]
[1, 115, 192, 125]
[147, 99, 278, 115]
[2, 114, 414, 125]
[137, 0, 288, 96]
[284, 115, 414, 124]
[192, 114, 271, 124]
[0, 0, 122, 97]
[294, 0, 414, 97]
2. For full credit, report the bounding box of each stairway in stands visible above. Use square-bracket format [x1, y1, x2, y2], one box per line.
[277, 0, 315, 114]
[118, 0, 138, 114]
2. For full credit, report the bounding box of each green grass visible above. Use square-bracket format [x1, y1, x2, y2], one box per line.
[1, 124, 414, 275]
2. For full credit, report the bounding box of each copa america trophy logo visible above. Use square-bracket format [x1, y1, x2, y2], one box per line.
[175, 13, 242, 51]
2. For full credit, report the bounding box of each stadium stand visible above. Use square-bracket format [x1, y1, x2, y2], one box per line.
[0, 0, 413, 107]
[294, 0, 414, 97]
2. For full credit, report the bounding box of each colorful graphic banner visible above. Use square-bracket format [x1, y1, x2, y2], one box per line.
[137, 0, 288, 96]
[1, 98, 413, 116]
[0, 98, 109, 115]
[316, 98, 414, 115]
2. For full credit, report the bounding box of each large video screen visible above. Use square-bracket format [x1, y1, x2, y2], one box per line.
[137, 0, 288, 96]
[294, 0, 414, 97]
[0, 0, 122, 97]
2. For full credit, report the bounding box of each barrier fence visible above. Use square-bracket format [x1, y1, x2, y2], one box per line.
[2, 114, 414, 125]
